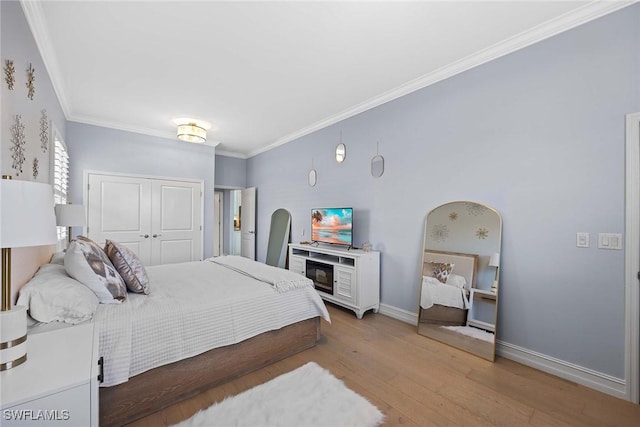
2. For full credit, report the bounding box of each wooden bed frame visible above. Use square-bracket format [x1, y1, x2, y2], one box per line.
[99, 317, 321, 427]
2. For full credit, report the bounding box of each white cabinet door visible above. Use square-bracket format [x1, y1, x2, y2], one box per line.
[151, 179, 202, 264]
[289, 256, 305, 276]
[87, 173, 202, 266]
[335, 265, 356, 304]
[87, 174, 152, 265]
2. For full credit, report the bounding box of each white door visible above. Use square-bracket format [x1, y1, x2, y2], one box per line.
[87, 173, 202, 266]
[213, 192, 222, 257]
[87, 174, 153, 265]
[240, 187, 256, 260]
[150, 179, 203, 265]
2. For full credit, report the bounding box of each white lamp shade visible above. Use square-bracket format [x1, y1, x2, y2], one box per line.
[0, 180, 57, 248]
[488, 252, 500, 268]
[55, 204, 86, 227]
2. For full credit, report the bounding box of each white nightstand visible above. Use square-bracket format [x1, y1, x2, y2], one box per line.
[1, 323, 99, 426]
[466, 288, 497, 332]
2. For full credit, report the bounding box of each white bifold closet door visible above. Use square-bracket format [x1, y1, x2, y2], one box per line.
[87, 173, 203, 266]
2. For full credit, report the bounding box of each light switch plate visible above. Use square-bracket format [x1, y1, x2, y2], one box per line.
[598, 233, 623, 250]
[576, 232, 589, 248]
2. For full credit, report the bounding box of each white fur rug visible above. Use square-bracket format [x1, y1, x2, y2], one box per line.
[172, 362, 384, 427]
[442, 325, 495, 342]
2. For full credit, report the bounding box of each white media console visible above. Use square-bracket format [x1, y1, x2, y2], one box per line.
[288, 243, 380, 319]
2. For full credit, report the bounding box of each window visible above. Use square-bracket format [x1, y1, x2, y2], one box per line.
[51, 128, 69, 242]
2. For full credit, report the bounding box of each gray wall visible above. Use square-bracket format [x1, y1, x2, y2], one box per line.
[215, 155, 247, 188]
[248, 5, 640, 379]
[1, 1, 66, 182]
[66, 122, 216, 258]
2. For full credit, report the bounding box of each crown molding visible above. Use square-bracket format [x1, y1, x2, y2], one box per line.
[69, 116, 220, 148]
[248, 0, 637, 158]
[70, 115, 177, 140]
[215, 150, 248, 159]
[20, 0, 71, 119]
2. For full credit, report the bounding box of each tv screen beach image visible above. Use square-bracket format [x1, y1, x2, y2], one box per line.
[311, 208, 353, 246]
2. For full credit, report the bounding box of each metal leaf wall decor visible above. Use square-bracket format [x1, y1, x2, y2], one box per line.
[10, 115, 26, 176]
[26, 63, 35, 100]
[4, 59, 15, 90]
[32, 158, 39, 180]
[40, 109, 49, 152]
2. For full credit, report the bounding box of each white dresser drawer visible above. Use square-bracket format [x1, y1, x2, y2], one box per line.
[2, 382, 90, 427]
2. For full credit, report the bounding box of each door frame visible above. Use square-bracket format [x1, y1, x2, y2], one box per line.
[214, 191, 223, 257]
[624, 112, 640, 403]
[240, 187, 257, 260]
[83, 170, 204, 262]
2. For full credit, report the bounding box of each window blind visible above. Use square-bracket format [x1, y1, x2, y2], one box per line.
[53, 136, 69, 241]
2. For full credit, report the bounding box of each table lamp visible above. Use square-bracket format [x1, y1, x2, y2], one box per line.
[1, 176, 57, 370]
[489, 252, 500, 293]
[55, 203, 86, 246]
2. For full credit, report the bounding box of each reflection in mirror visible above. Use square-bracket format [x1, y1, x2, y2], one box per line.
[336, 143, 346, 163]
[371, 142, 384, 178]
[417, 201, 502, 361]
[308, 169, 317, 187]
[371, 155, 384, 178]
[265, 208, 291, 268]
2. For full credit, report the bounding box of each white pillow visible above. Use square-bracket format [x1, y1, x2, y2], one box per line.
[446, 274, 467, 289]
[65, 238, 127, 303]
[16, 264, 99, 324]
[49, 252, 65, 265]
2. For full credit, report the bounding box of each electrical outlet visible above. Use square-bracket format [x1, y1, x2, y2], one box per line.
[576, 232, 589, 248]
[598, 233, 623, 250]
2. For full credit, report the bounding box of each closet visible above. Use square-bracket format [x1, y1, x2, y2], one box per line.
[86, 173, 203, 266]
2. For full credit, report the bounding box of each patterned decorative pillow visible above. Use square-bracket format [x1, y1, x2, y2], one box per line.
[423, 261, 455, 284]
[104, 239, 150, 294]
[64, 236, 127, 303]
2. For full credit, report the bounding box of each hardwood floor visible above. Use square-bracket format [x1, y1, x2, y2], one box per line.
[126, 303, 640, 426]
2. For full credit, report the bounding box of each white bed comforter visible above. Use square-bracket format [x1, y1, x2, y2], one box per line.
[420, 276, 470, 310]
[94, 256, 330, 387]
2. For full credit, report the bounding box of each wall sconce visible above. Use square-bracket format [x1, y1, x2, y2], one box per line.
[488, 252, 500, 293]
[55, 203, 86, 246]
[177, 122, 207, 143]
[1, 176, 57, 370]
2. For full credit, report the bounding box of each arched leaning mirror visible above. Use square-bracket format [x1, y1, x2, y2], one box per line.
[265, 208, 292, 268]
[417, 201, 502, 361]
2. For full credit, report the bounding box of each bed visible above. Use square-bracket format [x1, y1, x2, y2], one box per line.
[18, 245, 330, 427]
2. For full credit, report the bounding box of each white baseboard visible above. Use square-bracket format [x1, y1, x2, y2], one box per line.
[378, 303, 418, 325]
[378, 303, 627, 400]
[497, 340, 626, 400]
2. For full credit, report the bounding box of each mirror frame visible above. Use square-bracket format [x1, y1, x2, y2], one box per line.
[308, 169, 317, 187]
[417, 200, 502, 361]
[265, 208, 292, 268]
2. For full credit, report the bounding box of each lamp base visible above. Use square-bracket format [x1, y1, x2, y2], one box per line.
[0, 306, 27, 371]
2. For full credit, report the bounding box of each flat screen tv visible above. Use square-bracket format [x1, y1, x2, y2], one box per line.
[311, 208, 353, 247]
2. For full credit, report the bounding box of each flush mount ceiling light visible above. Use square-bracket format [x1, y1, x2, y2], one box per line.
[177, 122, 207, 143]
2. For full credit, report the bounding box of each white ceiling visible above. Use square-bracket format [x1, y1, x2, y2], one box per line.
[23, 1, 633, 158]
